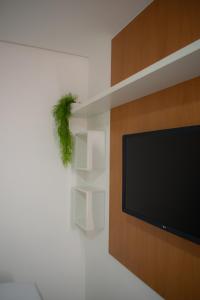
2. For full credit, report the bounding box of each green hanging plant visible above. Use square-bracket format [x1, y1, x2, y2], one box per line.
[53, 93, 77, 166]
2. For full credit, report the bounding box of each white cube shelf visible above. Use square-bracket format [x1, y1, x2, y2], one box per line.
[74, 131, 105, 171]
[72, 186, 105, 232]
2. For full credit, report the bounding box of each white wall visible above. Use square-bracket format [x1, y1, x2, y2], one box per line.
[87, 34, 111, 97]
[0, 41, 88, 300]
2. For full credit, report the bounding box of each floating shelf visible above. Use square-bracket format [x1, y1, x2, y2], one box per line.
[74, 130, 105, 171]
[72, 39, 200, 117]
[72, 186, 105, 232]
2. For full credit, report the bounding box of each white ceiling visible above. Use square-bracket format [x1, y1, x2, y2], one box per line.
[0, 0, 152, 57]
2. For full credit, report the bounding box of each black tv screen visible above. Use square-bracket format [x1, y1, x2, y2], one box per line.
[122, 125, 200, 244]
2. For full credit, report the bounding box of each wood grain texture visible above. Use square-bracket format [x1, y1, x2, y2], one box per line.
[109, 77, 200, 300]
[111, 0, 200, 85]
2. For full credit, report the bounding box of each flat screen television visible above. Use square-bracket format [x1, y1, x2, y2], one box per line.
[122, 125, 200, 244]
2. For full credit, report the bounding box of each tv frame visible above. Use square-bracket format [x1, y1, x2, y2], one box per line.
[122, 125, 200, 245]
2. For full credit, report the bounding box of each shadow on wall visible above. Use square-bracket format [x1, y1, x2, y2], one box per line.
[0, 271, 14, 283]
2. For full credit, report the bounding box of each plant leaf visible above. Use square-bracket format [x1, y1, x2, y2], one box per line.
[53, 93, 76, 166]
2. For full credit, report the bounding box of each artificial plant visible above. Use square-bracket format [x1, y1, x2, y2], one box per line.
[53, 93, 76, 166]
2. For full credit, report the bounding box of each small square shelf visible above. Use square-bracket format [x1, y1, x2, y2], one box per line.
[74, 131, 105, 171]
[72, 186, 105, 232]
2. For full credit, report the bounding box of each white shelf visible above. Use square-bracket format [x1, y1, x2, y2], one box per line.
[74, 130, 105, 171]
[72, 186, 105, 232]
[72, 39, 200, 117]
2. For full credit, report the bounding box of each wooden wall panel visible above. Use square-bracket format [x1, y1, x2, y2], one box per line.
[109, 77, 200, 300]
[111, 0, 200, 85]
